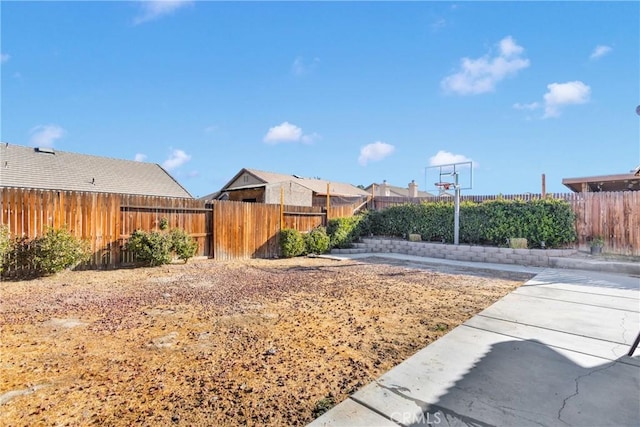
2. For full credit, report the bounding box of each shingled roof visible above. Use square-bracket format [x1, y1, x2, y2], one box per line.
[0, 143, 192, 198]
[221, 168, 369, 197]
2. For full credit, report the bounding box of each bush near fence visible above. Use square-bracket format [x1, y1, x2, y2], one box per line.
[356, 198, 577, 249]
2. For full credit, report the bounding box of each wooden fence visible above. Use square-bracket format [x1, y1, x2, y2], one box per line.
[368, 192, 640, 256]
[0, 188, 213, 269]
[1, 188, 366, 271]
[3, 188, 636, 268]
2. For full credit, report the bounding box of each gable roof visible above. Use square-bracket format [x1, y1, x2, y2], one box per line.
[221, 168, 370, 197]
[0, 143, 192, 198]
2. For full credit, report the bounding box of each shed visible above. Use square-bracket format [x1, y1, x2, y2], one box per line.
[209, 168, 369, 207]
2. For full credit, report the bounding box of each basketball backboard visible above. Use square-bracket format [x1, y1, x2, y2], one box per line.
[425, 161, 473, 193]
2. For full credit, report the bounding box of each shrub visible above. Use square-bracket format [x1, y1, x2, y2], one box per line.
[279, 228, 306, 258]
[127, 229, 172, 266]
[327, 215, 365, 249]
[30, 227, 91, 275]
[0, 225, 13, 274]
[169, 228, 198, 262]
[305, 227, 330, 254]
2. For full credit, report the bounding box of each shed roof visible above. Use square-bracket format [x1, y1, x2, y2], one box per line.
[0, 143, 192, 198]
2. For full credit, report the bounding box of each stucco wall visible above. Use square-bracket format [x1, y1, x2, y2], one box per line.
[265, 181, 312, 206]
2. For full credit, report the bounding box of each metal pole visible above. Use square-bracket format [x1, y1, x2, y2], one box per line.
[454, 172, 460, 245]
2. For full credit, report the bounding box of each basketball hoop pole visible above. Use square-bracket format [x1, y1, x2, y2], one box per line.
[453, 172, 460, 245]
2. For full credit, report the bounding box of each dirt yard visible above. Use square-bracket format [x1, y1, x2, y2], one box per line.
[0, 257, 527, 426]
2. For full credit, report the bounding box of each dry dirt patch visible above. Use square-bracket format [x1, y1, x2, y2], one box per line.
[0, 257, 526, 426]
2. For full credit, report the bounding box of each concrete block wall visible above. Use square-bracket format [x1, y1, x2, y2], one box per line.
[358, 238, 577, 267]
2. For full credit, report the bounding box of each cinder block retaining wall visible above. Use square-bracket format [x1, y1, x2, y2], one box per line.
[342, 238, 578, 268]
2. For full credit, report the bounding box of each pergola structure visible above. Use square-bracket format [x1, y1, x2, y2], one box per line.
[562, 166, 640, 192]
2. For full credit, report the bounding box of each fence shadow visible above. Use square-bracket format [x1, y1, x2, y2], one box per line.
[384, 339, 640, 426]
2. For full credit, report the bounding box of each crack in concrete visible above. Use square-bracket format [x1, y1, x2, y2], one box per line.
[447, 384, 549, 427]
[557, 362, 617, 424]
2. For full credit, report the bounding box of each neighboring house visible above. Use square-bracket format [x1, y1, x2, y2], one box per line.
[364, 180, 435, 198]
[206, 168, 369, 207]
[0, 143, 192, 198]
[562, 166, 640, 192]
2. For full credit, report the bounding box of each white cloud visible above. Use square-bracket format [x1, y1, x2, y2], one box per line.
[358, 141, 395, 166]
[0, 53, 9, 64]
[590, 45, 612, 60]
[134, 153, 147, 162]
[428, 150, 473, 167]
[441, 36, 530, 95]
[543, 81, 591, 118]
[29, 124, 65, 148]
[512, 102, 540, 111]
[263, 121, 318, 144]
[430, 18, 447, 32]
[162, 149, 191, 170]
[133, 0, 193, 25]
[292, 56, 320, 76]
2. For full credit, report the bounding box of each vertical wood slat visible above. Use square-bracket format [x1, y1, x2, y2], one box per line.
[2, 189, 638, 269]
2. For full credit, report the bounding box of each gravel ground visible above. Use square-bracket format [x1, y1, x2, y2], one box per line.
[0, 257, 525, 426]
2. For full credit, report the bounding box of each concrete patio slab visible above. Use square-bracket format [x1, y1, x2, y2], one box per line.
[309, 259, 640, 427]
[464, 316, 639, 366]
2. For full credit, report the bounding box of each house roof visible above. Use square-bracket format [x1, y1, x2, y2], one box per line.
[562, 168, 640, 193]
[0, 143, 193, 198]
[220, 168, 370, 197]
[364, 182, 434, 197]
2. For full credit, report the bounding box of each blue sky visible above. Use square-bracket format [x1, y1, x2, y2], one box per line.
[2, 1, 639, 198]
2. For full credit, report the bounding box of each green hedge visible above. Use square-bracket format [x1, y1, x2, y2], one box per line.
[326, 216, 366, 248]
[337, 198, 576, 249]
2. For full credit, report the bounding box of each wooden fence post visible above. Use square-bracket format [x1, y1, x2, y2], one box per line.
[325, 183, 331, 226]
[280, 186, 284, 230]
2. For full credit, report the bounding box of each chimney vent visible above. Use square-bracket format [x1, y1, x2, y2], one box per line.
[408, 180, 418, 198]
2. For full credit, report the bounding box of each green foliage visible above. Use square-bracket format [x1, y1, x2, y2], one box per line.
[327, 215, 366, 249]
[169, 228, 198, 262]
[305, 227, 330, 254]
[312, 395, 336, 418]
[0, 225, 13, 274]
[158, 217, 169, 231]
[279, 228, 306, 258]
[482, 198, 576, 248]
[359, 198, 577, 248]
[127, 229, 172, 266]
[127, 227, 199, 266]
[30, 227, 91, 275]
[590, 235, 604, 247]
